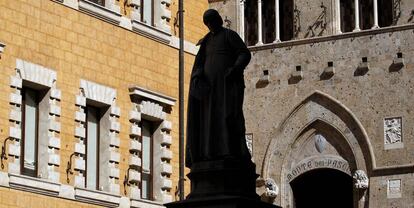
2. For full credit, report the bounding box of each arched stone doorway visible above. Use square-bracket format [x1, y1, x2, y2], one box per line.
[260, 91, 373, 208]
[290, 168, 353, 208]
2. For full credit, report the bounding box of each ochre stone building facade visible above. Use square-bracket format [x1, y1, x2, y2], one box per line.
[209, 0, 414, 207]
[0, 0, 207, 207]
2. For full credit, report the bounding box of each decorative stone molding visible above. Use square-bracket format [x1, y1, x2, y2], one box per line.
[80, 79, 116, 105]
[384, 117, 403, 149]
[353, 170, 369, 189]
[128, 86, 175, 203]
[16, 59, 57, 87]
[78, 0, 121, 25]
[8, 60, 61, 183]
[73, 80, 120, 195]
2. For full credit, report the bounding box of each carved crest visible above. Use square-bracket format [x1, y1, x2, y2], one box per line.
[384, 117, 402, 145]
[314, 134, 327, 153]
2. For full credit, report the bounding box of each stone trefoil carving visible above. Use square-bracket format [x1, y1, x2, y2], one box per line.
[353, 170, 369, 189]
[384, 117, 402, 145]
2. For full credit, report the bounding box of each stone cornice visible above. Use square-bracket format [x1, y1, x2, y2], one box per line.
[129, 86, 176, 107]
[249, 23, 414, 51]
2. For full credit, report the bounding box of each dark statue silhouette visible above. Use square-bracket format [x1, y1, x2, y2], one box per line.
[186, 9, 252, 168]
[166, 9, 280, 208]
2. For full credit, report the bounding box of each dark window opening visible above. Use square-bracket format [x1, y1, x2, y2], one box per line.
[280, 0, 294, 41]
[85, 104, 107, 190]
[378, 0, 393, 27]
[21, 88, 40, 177]
[263, 0, 276, 44]
[89, 0, 105, 6]
[141, 120, 154, 200]
[360, 0, 374, 30]
[340, 0, 356, 32]
[245, 0, 258, 46]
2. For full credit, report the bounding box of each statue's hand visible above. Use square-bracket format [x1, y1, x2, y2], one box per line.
[190, 76, 210, 100]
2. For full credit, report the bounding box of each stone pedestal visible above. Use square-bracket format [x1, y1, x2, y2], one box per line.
[165, 159, 281, 208]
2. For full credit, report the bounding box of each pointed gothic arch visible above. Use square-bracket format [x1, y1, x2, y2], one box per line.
[260, 91, 376, 207]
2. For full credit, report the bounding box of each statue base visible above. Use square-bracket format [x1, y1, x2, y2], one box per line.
[165, 159, 280, 208]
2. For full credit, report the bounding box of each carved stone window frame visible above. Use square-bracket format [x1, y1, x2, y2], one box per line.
[73, 79, 121, 196]
[0, 42, 5, 57]
[52, 0, 173, 45]
[130, 0, 172, 44]
[128, 86, 175, 203]
[8, 59, 62, 183]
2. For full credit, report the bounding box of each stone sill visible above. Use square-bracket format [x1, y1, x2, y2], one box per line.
[131, 198, 165, 208]
[132, 20, 172, 45]
[78, 0, 121, 25]
[8, 173, 60, 196]
[75, 187, 121, 207]
[249, 23, 414, 51]
[0, 172, 169, 208]
[129, 86, 176, 107]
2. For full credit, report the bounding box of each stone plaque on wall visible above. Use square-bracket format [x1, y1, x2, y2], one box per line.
[384, 117, 403, 150]
[387, 179, 402, 198]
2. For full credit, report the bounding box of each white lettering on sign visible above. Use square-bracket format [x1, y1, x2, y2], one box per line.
[287, 156, 351, 182]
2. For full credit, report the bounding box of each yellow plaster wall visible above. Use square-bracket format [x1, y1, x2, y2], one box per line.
[0, 0, 208, 206]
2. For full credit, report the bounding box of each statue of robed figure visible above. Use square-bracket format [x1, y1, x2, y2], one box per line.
[186, 9, 252, 168]
[166, 9, 280, 208]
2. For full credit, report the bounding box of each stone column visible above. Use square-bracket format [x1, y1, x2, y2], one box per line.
[335, 0, 342, 34]
[240, 0, 246, 41]
[372, 0, 379, 28]
[256, 0, 263, 45]
[273, 0, 281, 42]
[353, 0, 360, 31]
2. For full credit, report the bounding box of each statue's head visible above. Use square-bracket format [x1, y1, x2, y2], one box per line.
[203, 9, 223, 33]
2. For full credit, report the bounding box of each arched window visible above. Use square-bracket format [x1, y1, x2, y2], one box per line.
[245, 0, 258, 46]
[280, 0, 294, 41]
[340, 0, 355, 32]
